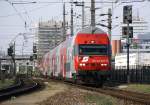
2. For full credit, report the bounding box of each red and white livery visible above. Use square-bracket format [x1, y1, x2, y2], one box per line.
[40, 27, 111, 85]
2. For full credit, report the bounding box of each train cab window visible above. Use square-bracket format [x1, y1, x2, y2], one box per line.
[78, 44, 107, 55]
[79, 49, 82, 54]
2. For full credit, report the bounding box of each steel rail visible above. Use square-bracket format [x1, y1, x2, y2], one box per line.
[0, 78, 40, 101]
[46, 78, 150, 105]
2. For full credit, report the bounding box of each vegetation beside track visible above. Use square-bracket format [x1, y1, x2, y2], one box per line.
[0, 79, 14, 89]
[124, 84, 150, 93]
[39, 87, 118, 105]
[85, 92, 117, 105]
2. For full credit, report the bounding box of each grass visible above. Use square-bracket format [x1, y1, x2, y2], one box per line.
[125, 84, 150, 93]
[84, 92, 117, 105]
[0, 79, 14, 89]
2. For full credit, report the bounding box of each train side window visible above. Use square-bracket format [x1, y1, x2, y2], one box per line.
[74, 45, 78, 56]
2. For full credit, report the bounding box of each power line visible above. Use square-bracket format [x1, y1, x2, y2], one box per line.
[20, 0, 33, 24]
[9, 0, 146, 4]
[0, 24, 27, 26]
[0, 3, 52, 18]
[5, 0, 26, 23]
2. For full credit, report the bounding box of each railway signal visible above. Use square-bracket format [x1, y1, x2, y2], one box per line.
[33, 45, 37, 60]
[123, 5, 132, 24]
[7, 43, 16, 77]
[33, 45, 37, 53]
[7, 46, 13, 56]
[30, 55, 33, 61]
[122, 26, 133, 38]
[123, 5, 133, 83]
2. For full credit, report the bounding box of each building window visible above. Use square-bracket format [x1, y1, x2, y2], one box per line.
[146, 46, 150, 49]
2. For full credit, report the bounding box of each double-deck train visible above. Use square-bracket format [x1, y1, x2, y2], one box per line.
[39, 27, 111, 85]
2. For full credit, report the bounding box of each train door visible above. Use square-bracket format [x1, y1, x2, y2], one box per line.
[62, 48, 67, 78]
[65, 47, 71, 79]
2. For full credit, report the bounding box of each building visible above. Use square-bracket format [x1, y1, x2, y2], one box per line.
[111, 2, 150, 56]
[115, 53, 150, 69]
[111, 40, 121, 57]
[122, 32, 150, 53]
[35, 20, 64, 59]
[115, 32, 150, 69]
[112, 1, 150, 40]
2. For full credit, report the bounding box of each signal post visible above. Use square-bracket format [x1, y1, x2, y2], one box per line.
[123, 5, 133, 83]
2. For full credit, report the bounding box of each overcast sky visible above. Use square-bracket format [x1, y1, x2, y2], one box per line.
[0, 0, 150, 55]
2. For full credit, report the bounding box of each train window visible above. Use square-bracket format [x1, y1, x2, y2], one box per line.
[78, 44, 107, 55]
[73, 45, 78, 56]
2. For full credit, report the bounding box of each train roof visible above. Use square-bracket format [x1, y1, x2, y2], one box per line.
[78, 27, 106, 34]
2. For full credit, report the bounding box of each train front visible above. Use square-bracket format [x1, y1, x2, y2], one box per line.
[74, 28, 111, 85]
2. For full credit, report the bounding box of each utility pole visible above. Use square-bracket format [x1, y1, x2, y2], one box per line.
[108, 8, 112, 43]
[70, 0, 74, 36]
[63, 3, 66, 41]
[91, 0, 95, 29]
[82, 1, 85, 30]
[127, 19, 130, 83]
[123, 5, 132, 83]
[126, 6, 132, 83]
[0, 60, 1, 80]
[12, 42, 16, 77]
[54, 23, 57, 47]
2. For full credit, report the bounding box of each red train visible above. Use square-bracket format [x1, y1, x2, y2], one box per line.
[39, 27, 111, 85]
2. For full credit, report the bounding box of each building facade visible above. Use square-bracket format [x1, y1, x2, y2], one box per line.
[111, 40, 122, 57]
[122, 32, 150, 53]
[115, 53, 150, 69]
[115, 32, 150, 69]
[36, 20, 64, 59]
[112, 1, 150, 40]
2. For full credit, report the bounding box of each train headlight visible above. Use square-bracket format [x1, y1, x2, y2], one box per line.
[79, 63, 83, 66]
[103, 64, 107, 66]
[101, 64, 107, 66]
[82, 63, 85, 66]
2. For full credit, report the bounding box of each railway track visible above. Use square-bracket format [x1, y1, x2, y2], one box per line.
[74, 84, 150, 105]
[46, 78, 150, 105]
[0, 78, 40, 101]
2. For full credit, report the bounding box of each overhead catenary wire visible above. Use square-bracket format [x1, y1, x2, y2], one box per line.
[0, 3, 54, 18]
[5, 0, 26, 24]
[11, 0, 147, 4]
[20, 0, 33, 25]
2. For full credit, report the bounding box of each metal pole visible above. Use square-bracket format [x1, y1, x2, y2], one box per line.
[22, 42, 24, 57]
[108, 8, 112, 69]
[13, 42, 16, 77]
[127, 18, 130, 83]
[70, 0, 74, 36]
[55, 23, 57, 47]
[32, 60, 35, 76]
[63, 3, 66, 41]
[0, 60, 1, 80]
[91, 0, 95, 28]
[26, 62, 28, 77]
[82, 1, 85, 30]
[108, 8, 112, 43]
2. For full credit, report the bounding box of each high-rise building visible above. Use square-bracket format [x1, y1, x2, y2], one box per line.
[35, 20, 64, 59]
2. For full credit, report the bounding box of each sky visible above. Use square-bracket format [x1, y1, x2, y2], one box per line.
[0, 0, 150, 55]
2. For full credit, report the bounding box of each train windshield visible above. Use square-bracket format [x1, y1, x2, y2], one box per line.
[78, 44, 107, 55]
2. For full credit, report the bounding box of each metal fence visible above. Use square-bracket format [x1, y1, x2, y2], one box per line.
[109, 67, 150, 84]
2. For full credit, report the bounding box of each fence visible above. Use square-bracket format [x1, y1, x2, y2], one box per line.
[109, 67, 150, 84]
